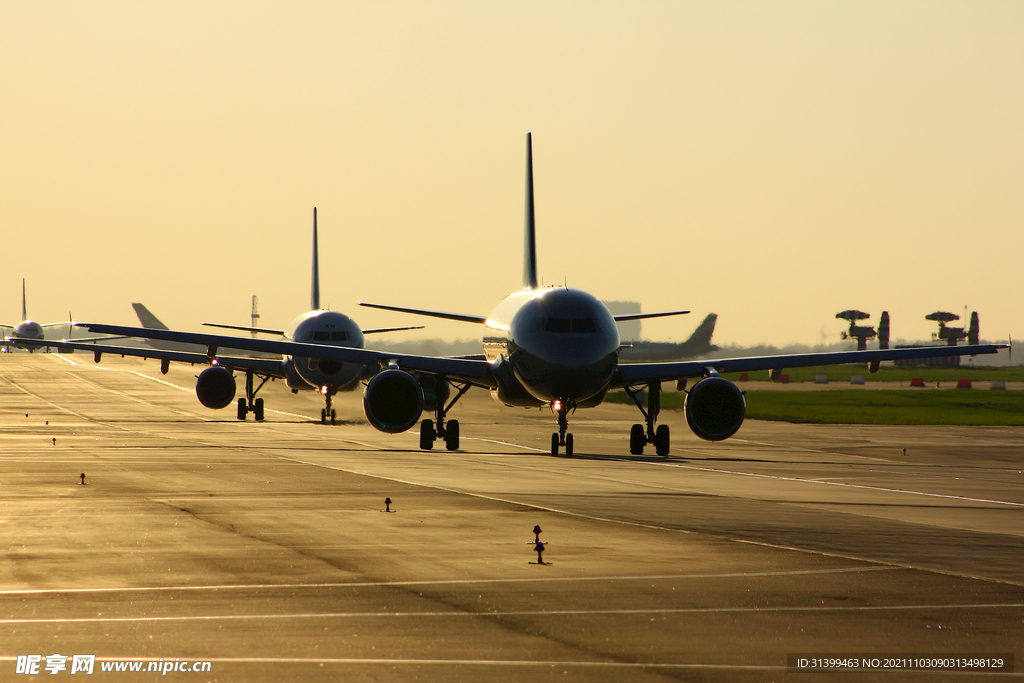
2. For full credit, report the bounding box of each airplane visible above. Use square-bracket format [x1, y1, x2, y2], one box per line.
[617, 312, 718, 361]
[13, 209, 422, 423]
[45, 134, 1006, 456]
[1, 279, 79, 352]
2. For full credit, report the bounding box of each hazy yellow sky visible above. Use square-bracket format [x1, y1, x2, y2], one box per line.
[2, 2, 1021, 348]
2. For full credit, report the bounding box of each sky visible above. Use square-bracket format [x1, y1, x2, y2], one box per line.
[2, 1, 1021, 348]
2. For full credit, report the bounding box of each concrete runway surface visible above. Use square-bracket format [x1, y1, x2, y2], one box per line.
[1, 353, 1022, 682]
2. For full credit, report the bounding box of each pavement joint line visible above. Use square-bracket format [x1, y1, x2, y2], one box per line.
[0, 566, 894, 595]
[2, 602, 1022, 624]
[645, 461, 1024, 508]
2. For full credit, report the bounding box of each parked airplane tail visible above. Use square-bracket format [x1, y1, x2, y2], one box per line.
[21, 278, 27, 321]
[968, 312, 979, 346]
[132, 303, 169, 330]
[523, 133, 538, 290]
[878, 311, 890, 350]
[685, 313, 718, 354]
[311, 207, 321, 311]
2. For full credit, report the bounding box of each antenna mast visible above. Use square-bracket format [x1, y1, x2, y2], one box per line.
[251, 296, 260, 338]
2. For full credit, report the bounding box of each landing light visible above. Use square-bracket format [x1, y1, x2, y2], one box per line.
[552, 400, 562, 412]
[321, 385, 329, 395]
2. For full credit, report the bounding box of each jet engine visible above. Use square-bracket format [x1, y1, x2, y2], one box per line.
[362, 369, 423, 433]
[684, 376, 745, 441]
[195, 366, 236, 410]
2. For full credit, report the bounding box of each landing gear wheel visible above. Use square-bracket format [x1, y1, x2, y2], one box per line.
[254, 398, 265, 422]
[420, 419, 435, 450]
[565, 433, 574, 456]
[629, 424, 645, 455]
[655, 424, 670, 456]
[237, 398, 247, 421]
[320, 408, 327, 424]
[550, 433, 559, 455]
[330, 409, 337, 425]
[444, 419, 460, 451]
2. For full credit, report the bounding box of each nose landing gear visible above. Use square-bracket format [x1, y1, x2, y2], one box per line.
[549, 400, 575, 456]
[320, 385, 337, 424]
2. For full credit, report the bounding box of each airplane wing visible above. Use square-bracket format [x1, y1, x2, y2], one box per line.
[74, 324, 496, 385]
[612, 344, 1007, 387]
[8, 337, 287, 376]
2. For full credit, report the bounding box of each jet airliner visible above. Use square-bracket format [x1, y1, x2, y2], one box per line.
[49, 134, 1006, 455]
[16, 209, 421, 422]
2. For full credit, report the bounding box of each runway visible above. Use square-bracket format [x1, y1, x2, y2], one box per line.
[1, 353, 1022, 681]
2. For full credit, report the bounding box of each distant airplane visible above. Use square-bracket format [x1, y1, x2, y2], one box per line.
[61, 134, 1006, 455]
[1, 279, 75, 352]
[15, 209, 421, 423]
[618, 313, 718, 361]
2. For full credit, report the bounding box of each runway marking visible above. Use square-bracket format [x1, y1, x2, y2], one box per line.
[0, 566, 893, 595]
[56, 353, 316, 421]
[1, 602, 1021, 625]
[0, 655, 789, 672]
[640, 460, 1024, 508]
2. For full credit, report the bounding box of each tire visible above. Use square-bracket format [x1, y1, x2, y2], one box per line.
[330, 409, 337, 425]
[320, 408, 326, 424]
[565, 433, 574, 456]
[550, 433, 559, 455]
[655, 424, 670, 457]
[420, 419, 435, 450]
[254, 398, 264, 422]
[237, 398, 247, 421]
[629, 424, 645, 455]
[444, 420, 460, 451]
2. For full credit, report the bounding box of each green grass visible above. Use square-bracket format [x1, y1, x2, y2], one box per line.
[718, 364, 1024, 384]
[607, 389, 1024, 426]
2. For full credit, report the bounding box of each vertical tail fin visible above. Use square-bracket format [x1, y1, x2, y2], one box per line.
[523, 132, 538, 290]
[878, 311, 890, 349]
[968, 312, 979, 345]
[21, 278, 27, 321]
[311, 207, 321, 310]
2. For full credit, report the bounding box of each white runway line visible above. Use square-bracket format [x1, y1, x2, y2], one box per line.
[0, 655, 789, 671]
[2, 602, 1021, 625]
[0, 565, 894, 596]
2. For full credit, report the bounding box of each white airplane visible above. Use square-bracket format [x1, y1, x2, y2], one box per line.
[58, 134, 1006, 455]
[16, 209, 421, 423]
[1, 279, 76, 352]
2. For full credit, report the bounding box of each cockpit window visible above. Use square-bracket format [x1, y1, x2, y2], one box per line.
[545, 317, 571, 333]
[545, 317, 596, 334]
[331, 331, 348, 342]
[572, 318, 596, 333]
[313, 331, 330, 341]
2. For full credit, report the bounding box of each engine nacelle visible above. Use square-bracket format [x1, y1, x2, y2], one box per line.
[362, 369, 423, 433]
[684, 376, 745, 441]
[196, 366, 236, 410]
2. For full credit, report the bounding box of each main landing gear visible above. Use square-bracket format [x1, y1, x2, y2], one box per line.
[237, 370, 268, 422]
[419, 376, 471, 451]
[623, 381, 670, 456]
[549, 400, 575, 456]
[320, 386, 337, 424]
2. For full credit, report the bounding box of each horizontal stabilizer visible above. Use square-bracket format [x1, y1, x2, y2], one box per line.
[358, 302, 487, 325]
[613, 310, 690, 322]
[203, 322, 285, 336]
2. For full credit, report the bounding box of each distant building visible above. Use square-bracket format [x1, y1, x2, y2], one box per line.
[603, 300, 641, 341]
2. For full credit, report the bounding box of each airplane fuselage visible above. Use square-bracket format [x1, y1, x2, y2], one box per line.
[483, 287, 620, 407]
[285, 309, 365, 393]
